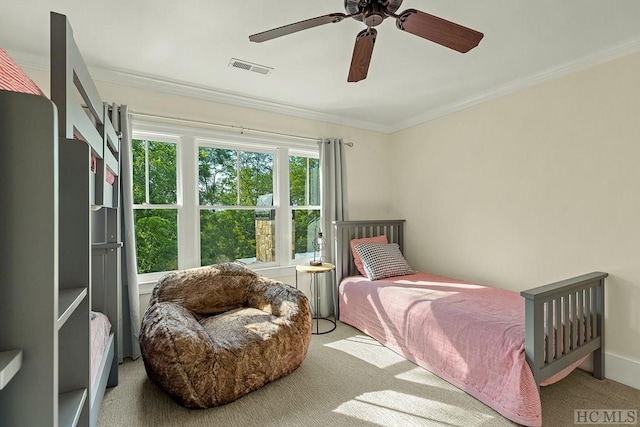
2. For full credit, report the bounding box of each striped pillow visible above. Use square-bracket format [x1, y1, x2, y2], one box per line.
[353, 243, 415, 280]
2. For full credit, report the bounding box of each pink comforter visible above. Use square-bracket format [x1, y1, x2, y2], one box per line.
[339, 272, 542, 426]
[91, 311, 112, 389]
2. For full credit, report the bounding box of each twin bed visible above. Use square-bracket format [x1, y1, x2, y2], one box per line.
[333, 219, 606, 426]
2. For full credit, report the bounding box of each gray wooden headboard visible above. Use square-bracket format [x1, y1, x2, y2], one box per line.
[332, 219, 405, 319]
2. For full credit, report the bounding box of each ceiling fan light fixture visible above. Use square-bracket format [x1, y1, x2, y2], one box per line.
[363, 11, 384, 27]
[361, 1, 388, 27]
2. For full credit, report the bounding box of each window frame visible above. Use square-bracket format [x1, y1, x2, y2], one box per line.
[288, 150, 321, 264]
[197, 138, 279, 269]
[131, 131, 181, 283]
[132, 120, 320, 284]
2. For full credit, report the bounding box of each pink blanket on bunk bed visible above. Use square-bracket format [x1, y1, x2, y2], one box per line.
[0, 48, 44, 95]
[90, 311, 112, 389]
[340, 272, 549, 426]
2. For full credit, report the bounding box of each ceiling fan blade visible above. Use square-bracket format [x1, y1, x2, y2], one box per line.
[395, 9, 483, 53]
[348, 28, 377, 83]
[249, 13, 348, 43]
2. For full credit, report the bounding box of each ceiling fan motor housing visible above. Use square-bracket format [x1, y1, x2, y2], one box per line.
[344, 0, 403, 24]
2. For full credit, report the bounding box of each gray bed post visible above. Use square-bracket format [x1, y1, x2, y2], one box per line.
[522, 295, 544, 389]
[332, 221, 344, 320]
[593, 277, 605, 379]
[332, 269, 340, 321]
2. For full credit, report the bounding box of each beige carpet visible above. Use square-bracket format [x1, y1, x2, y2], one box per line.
[99, 322, 639, 427]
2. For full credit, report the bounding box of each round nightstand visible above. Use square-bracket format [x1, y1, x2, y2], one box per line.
[295, 263, 337, 334]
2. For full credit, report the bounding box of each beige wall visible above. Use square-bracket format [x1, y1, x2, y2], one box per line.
[390, 52, 640, 372]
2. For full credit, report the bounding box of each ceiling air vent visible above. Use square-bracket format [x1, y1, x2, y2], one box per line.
[229, 58, 273, 76]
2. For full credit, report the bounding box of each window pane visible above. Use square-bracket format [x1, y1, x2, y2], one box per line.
[200, 209, 276, 265]
[199, 147, 237, 205]
[134, 209, 178, 274]
[132, 139, 177, 205]
[239, 151, 273, 206]
[148, 141, 177, 204]
[292, 209, 320, 260]
[132, 139, 146, 204]
[309, 157, 320, 206]
[289, 156, 306, 206]
[289, 155, 319, 206]
[199, 148, 273, 206]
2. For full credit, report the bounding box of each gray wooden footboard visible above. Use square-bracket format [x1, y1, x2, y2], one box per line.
[333, 219, 607, 387]
[521, 272, 607, 387]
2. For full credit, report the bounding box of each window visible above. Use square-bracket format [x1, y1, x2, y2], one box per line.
[131, 124, 319, 279]
[198, 146, 275, 266]
[289, 155, 320, 260]
[132, 137, 178, 274]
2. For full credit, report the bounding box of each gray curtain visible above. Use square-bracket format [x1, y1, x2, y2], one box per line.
[118, 105, 141, 360]
[319, 137, 348, 317]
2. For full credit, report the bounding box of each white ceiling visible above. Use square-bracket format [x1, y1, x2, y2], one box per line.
[2, 0, 640, 133]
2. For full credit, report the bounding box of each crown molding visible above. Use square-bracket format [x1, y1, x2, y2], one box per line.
[387, 35, 640, 133]
[91, 67, 395, 133]
[10, 35, 640, 136]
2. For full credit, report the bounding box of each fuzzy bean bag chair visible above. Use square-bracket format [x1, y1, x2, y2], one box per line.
[140, 262, 312, 408]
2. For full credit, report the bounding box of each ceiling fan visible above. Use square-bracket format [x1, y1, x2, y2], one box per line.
[248, 0, 484, 83]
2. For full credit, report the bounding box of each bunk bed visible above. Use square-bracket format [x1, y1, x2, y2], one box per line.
[0, 11, 121, 426]
[333, 219, 606, 427]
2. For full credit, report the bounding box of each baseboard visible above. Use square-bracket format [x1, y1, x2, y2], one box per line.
[606, 352, 640, 390]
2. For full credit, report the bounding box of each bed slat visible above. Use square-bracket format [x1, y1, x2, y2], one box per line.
[592, 285, 597, 340]
[562, 295, 569, 356]
[578, 290, 584, 346]
[546, 302, 553, 362]
[554, 298, 561, 360]
[585, 287, 592, 341]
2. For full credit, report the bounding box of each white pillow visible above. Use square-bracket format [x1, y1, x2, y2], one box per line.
[353, 243, 415, 280]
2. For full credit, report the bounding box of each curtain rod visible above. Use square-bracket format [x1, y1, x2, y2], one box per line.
[130, 110, 354, 146]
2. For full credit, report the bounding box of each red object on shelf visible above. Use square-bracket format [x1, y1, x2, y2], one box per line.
[105, 168, 116, 185]
[90, 154, 97, 174]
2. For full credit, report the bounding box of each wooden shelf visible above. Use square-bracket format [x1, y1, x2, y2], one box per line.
[58, 288, 87, 329]
[59, 388, 87, 427]
[0, 350, 22, 390]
